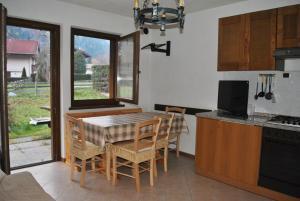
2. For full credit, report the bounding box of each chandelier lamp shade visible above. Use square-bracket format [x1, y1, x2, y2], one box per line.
[133, 0, 185, 33]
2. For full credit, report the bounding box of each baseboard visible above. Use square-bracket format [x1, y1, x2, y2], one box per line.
[170, 149, 195, 159]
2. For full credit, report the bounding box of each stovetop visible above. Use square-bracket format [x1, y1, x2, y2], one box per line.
[268, 115, 300, 127]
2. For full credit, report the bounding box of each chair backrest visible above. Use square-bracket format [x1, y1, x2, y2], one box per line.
[134, 118, 161, 152]
[157, 113, 175, 140]
[165, 106, 186, 117]
[68, 116, 86, 150]
[165, 107, 186, 134]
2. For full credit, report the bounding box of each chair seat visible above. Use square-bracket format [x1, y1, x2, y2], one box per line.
[156, 138, 168, 149]
[71, 141, 104, 160]
[145, 135, 168, 150]
[111, 141, 155, 163]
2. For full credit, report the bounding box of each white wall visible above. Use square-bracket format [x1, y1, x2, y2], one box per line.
[0, 0, 154, 157]
[223, 70, 300, 117]
[148, 0, 300, 155]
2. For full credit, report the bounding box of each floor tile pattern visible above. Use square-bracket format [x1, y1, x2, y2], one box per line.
[15, 154, 273, 201]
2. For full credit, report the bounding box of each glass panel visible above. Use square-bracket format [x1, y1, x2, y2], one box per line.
[73, 35, 110, 100]
[117, 37, 134, 100]
[7, 25, 52, 167]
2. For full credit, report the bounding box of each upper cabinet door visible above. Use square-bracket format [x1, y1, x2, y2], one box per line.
[247, 9, 277, 70]
[218, 15, 247, 71]
[277, 4, 300, 48]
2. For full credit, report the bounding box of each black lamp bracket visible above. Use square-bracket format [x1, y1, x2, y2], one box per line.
[141, 41, 171, 56]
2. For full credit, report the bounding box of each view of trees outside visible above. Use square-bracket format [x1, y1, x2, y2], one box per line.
[7, 26, 51, 141]
[73, 35, 110, 100]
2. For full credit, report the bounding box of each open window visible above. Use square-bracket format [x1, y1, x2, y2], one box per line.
[116, 32, 140, 104]
[70, 28, 140, 109]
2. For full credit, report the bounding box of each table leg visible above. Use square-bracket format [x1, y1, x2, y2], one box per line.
[106, 145, 111, 181]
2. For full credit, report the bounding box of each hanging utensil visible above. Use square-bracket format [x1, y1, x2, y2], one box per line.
[265, 76, 273, 100]
[264, 75, 268, 95]
[258, 76, 265, 98]
[254, 81, 259, 100]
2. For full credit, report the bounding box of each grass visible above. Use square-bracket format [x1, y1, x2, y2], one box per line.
[8, 83, 131, 140]
[8, 87, 51, 139]
[9, 125, 51, 139]
[7, 82, 50, 91]
[74, 87, 108, 100]
[75, 86, 133, 100]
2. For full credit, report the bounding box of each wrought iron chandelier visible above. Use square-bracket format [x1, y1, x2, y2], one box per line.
[133, 0, 185, 33]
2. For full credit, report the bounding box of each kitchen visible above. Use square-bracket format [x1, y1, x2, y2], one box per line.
[194, 2, 300, 201]
[0, 0, 300, 201]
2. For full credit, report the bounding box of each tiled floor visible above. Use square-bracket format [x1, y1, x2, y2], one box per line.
[10, 139, 51, 167]
[15, 154, 273, 201]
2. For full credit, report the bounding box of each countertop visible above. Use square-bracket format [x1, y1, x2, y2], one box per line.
[196, 111, 300, 132]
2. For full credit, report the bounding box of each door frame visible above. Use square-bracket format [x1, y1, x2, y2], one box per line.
[0, 4, 9, 174]
[7, 17, 61, 168]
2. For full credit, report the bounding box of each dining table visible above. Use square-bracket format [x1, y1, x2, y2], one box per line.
[81, 112, 188, 180]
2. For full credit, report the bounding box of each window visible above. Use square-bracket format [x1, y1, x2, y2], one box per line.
[116, 32, 140, 104]
[70, 28, 139, 109]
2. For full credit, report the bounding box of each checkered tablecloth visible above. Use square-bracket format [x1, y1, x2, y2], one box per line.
[82, 112, 187, 150]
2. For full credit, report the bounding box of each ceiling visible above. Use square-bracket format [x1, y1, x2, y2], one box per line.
[57, 0, 247, 17]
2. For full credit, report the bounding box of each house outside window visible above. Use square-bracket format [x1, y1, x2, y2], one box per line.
[7, 39, 39, 80]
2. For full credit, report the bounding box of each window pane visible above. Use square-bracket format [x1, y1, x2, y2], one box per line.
[117, 37, 134, 100]
[74, 35, 110, 100]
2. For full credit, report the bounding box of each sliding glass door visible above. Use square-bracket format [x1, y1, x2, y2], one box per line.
[6, 18, 61, 169]
[0, 8, 61, 171]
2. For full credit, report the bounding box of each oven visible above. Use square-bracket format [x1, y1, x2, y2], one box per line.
[258, 127, 300, 198]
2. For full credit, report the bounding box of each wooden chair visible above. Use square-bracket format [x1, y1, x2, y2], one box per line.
[146, 114, 175, 173]
[165, 107, 186, 158]
[68, 117, 105, 187]
[111, 118, 161, 192]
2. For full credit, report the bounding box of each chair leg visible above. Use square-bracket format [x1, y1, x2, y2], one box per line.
[176, 135, 180, 158]
[154, 158, 158, 177]
[164, 146, 168, 172]
[80, 160, 86, 187]
[106, 149, 111, 181]
[70, 155, 75, 180]
[112, 154, 117, 186]
[150, 159, 154, 186]
[134, 163, 140, 192]
[91, 157, 96, 171]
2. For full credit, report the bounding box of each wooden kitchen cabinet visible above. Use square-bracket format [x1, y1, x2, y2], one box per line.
[247, 9, 277, 70]
[218, 15, 248, 71]
[277, 4, 300, 48]
[218, 4, 300, 71]
[218, 9, 277, 71]
[195, 117, 262, 185]
[195, 116, 300, 201]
